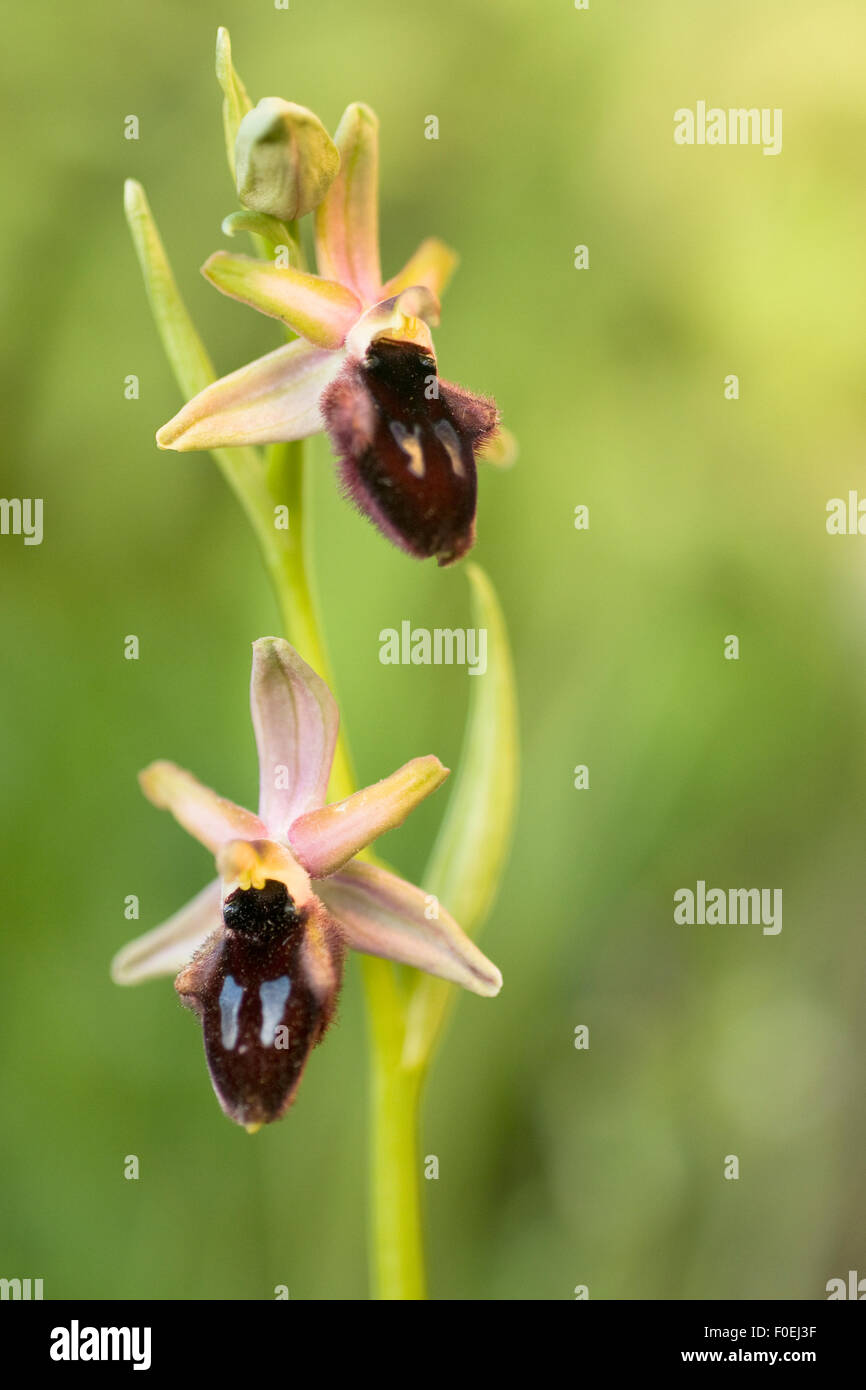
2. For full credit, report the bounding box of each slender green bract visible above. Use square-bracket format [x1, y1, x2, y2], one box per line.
[216, 27, 252, 180]
[405, 563, 518, 1070]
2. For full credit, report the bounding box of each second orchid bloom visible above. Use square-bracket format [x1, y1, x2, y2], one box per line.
[156, 97, 511, 565]
[113, 638, 501, 1130]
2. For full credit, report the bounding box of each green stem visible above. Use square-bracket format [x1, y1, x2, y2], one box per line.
[363, 960, 427, 1300]
[260, 439, 427, 1300]
[261, 440, 355, 800]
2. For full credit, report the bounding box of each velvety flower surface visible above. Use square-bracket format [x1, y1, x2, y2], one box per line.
[112, 638, 501, 1128]
[157, 103, 508, 565]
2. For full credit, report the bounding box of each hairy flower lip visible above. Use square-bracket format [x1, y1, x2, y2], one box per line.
[173, 887, 345, 1127]
[322, 339, 497, 565]
[112, 637, 502, 1125]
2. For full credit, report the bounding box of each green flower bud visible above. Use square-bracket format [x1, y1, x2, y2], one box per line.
[235, 97, 340, 222]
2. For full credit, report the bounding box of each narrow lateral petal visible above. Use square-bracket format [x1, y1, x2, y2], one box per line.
[156, 338, 344, 451]
[111, 880, 221, 984]
[381, 237, 459, 301]
[317, 860, 502, 997]
[250, 638, 339, 828]
[139, 761, 266, 852]
[288, 755, 449, 877]
[202, 252, 361, 348]
[314, 102, 382, 304]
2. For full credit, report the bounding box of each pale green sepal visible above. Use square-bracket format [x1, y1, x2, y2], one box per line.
[202, 251, 360, 348]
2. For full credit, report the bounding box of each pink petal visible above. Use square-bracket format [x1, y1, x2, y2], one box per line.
[288, 755, 449, 877]
[139, 762, 266, 852]
[250, 638, 339, 829]
[314, 103, 382, 304]
[202, 252, 362, 349]
[317, 860, 502, 997]
[156, 338, 344, 451]
[111, 880, 221, 984]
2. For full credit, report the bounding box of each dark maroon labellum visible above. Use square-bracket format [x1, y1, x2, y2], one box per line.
[175, 880, 344, 1127]
[321, 337, 498, 565]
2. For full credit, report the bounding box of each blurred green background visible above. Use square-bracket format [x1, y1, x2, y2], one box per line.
[2, 0, 865, 1300]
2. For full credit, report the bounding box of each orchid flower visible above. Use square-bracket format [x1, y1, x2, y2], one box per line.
[112, 637, 502, 1129]
[155, 101, 510, 565]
